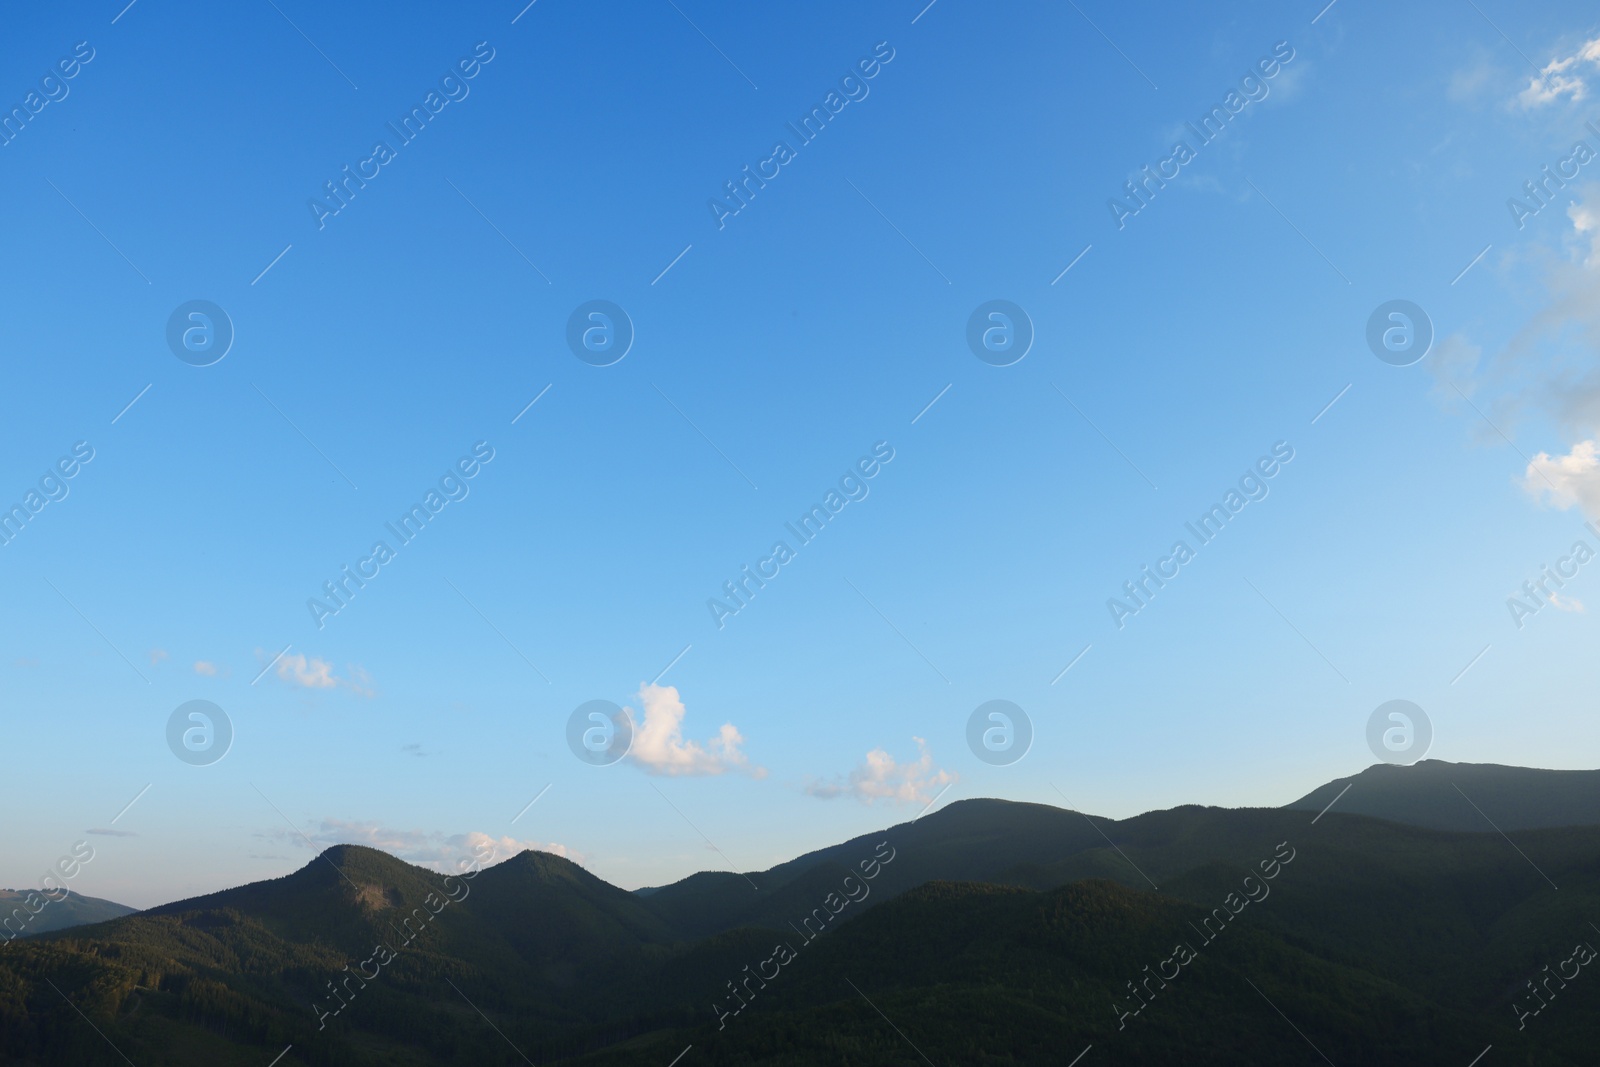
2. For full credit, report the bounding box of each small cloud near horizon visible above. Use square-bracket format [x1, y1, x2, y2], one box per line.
[277, 820, 578, 872]
[806, 737, 956, 806]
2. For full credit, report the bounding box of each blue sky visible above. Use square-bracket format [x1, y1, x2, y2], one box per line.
[4, 0, 1600, 908]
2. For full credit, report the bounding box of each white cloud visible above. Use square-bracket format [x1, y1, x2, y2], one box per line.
[194, 660, 221, 677]
[1518, 70, 1588, 108]
[1518, 36, 1600, 108]
[148, 648, 168, 666]
[277, 652, 337, 688]
[1524, 439, 1600, 519]
[805, 737, 956, 806]
[287, 820, 579, 872]
[1569, 199, 1600, 267]
[625, 683, 761, 777]
[267, 652, 374, 696]
[1549, 590, 1586, 613]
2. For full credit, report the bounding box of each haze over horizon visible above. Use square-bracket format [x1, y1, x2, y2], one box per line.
[4, 0, 1600, 915]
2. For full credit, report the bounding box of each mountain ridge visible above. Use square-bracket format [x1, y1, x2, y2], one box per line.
[6, 760, 1598, 1065]
[1284, 759, 1600, 832]
[0, 888, 137, 939]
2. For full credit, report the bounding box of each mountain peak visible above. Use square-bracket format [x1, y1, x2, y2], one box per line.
[1286, 760, 1600, 832]
[489, 847, 583, 875]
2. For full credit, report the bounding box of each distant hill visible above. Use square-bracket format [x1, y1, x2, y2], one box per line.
[0, 888, 136, 937]
[1285, 760, 1600, 832]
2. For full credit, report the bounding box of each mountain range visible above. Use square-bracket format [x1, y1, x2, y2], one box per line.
[0, 889, 135, 939]
[2, 760, 1596, 1065]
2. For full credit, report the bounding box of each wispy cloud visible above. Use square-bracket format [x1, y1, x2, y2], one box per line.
[1443, 193, 1600, 525]
[1518, 35, 1600, 108]
[626, 683, 762, 777]
[1549, 590, 1586, 613]
[1431, 195, 1600, 448]
[1448, 52, 1502, 104]
[265, 651, 375, 696]
[148, 648, 168, 666]
[276, 652, 336, 688]
[1570, 198, 1600, 267]
[193, 660, 223, 677]
[805, 737, 956, 806]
